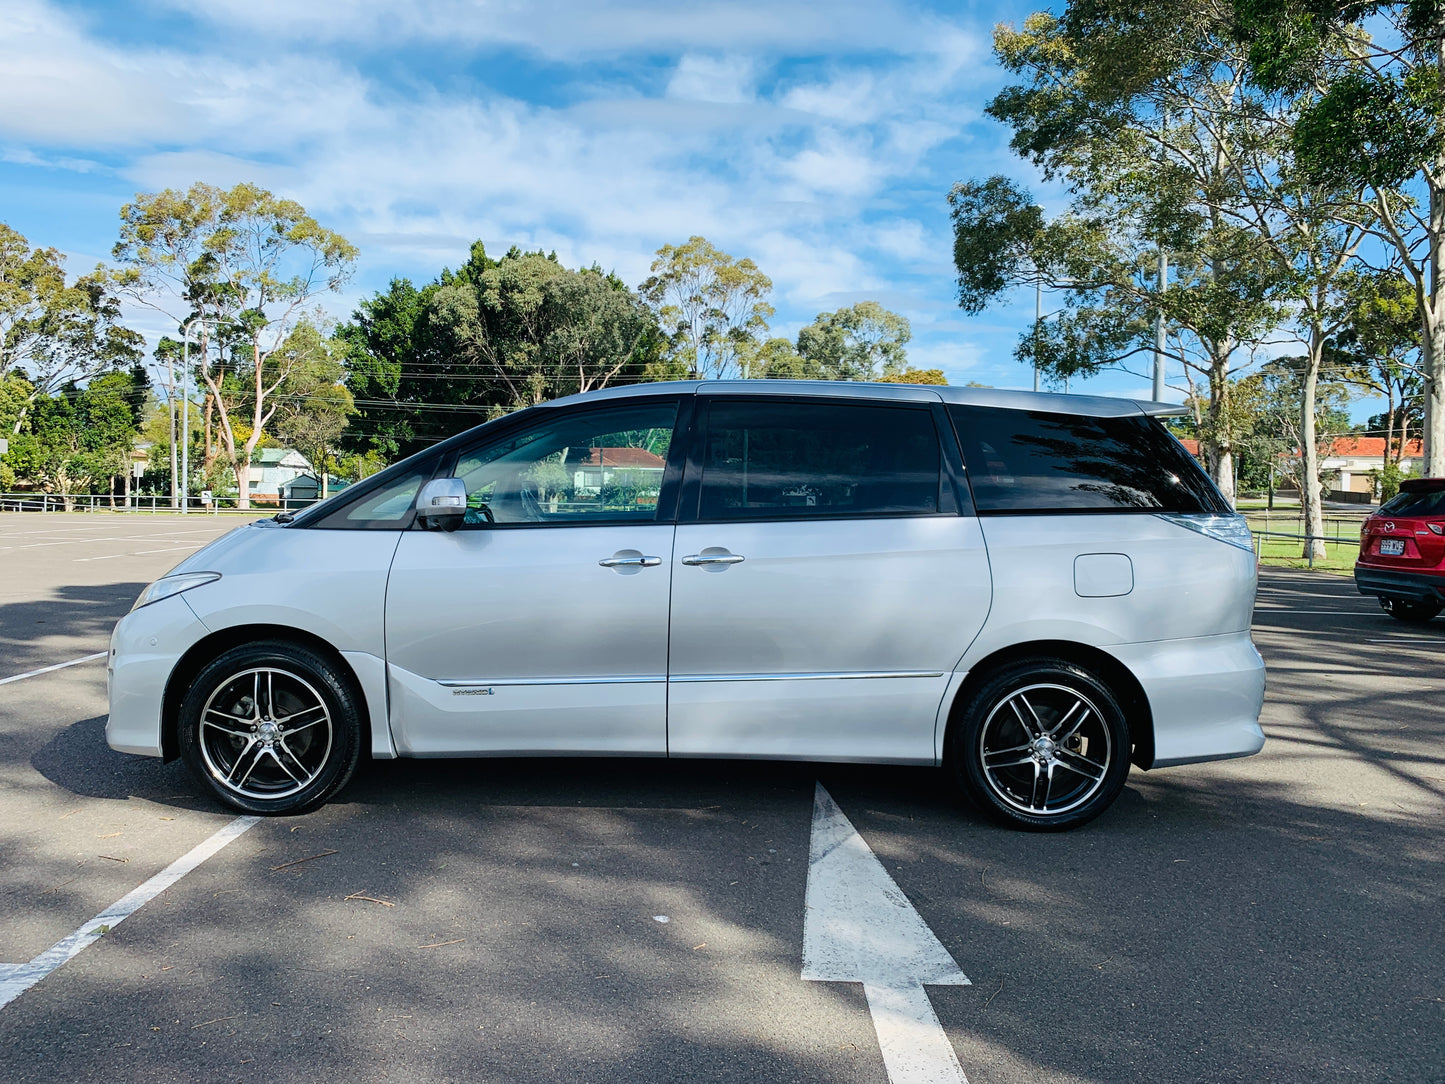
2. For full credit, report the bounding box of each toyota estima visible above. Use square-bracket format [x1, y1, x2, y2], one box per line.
[107, 381, 1266, 831]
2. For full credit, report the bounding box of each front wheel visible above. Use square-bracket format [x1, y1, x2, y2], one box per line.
[949, 659, 1131, 832]
[178, 641, 363, 815]
[1379, 597, 1441, 624]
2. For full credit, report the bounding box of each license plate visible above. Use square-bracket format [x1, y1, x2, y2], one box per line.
[1379, 538, 1405, 556]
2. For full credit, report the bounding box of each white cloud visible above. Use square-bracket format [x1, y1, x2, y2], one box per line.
[0, 1, 186, 145]
[666, 55, 756, 105]
[149, 0, 978, 60]
[3, 0, 1006, 356]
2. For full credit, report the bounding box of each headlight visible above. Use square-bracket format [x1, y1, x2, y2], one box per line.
[1156, 513, 1256, 553]
[131, 572, 221, 611]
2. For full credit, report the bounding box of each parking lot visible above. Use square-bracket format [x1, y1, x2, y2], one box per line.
[0, 512, 1440, 1083]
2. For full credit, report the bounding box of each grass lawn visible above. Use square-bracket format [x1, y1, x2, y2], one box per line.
[1252, 534, 1358, 574]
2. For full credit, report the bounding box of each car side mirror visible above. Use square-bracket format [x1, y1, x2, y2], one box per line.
[416, 477, 467, 531]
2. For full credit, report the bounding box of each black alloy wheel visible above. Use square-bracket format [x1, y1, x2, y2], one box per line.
[950, 658, 1131, 831]
[178, 640, 363, 814]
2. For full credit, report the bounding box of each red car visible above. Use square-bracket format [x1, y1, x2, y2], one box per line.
[1356, 478, 1445, 622]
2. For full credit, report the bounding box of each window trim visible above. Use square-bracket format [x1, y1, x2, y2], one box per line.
[679, 394, 957, 526]
[437, 395, 692, 531]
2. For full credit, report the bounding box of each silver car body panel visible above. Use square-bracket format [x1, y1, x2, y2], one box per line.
[667, 517, 991, 763]
[106, 593, 209, 757]
[949, 515, 1264, 764]
[152, 525, 401, 759]
[384, 524, 674, 756]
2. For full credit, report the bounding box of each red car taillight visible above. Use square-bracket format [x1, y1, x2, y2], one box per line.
[1429, 522, 1444, 536]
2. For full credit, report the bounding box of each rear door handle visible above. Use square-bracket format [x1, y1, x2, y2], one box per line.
[598, 555, 662, 567]
[681, 553, 746, 566]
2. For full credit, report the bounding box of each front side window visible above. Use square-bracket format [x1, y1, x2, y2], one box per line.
[453, 402, 678, 526]
[697, 400, 943, 520]
[948, 405, 1229, 514]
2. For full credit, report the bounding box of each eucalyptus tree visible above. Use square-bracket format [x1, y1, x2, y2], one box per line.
[0, 223, 141, 434]
[1233, 0, 1445, 474]
[639, 236, 774, 379]
[1333, 269, 1422, 469]
[955, 10, 1312, 504]
[113, 182, 358, 507]
[795, 302, 912, 381]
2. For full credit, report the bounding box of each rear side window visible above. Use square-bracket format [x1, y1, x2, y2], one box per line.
[948, 405, 1229, 514]
[698, 400, 943, 520]
[1379, 486, 1445, 517]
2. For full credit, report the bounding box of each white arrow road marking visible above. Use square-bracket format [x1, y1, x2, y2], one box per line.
[803, 782, 970, 1084]
[0, 816, 259, 1011]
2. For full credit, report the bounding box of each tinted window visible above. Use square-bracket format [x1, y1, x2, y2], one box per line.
[1379, 486, 1445, 517]
[698, 400, 942, 520]
[949, 405, 1228, 514]
[453, 402, 678, 526]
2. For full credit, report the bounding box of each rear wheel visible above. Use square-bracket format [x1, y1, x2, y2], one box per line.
[178, 641, 362, 815]
[1379, 597, 1442, 623]
[949, 658, 1131, 832]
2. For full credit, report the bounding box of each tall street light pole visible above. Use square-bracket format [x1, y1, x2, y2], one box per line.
[1034, 278, 1042, 394]
[1153, 247, 1169, 401]
[180, 317, 206, 516]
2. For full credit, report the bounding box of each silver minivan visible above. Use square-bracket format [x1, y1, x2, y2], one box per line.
[107, 381, 1266, 830]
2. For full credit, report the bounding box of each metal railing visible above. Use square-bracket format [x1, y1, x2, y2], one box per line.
[1250, 528, 1360, 570]
[0, 492, 298, 515]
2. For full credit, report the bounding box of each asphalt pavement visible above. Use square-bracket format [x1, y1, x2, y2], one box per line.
[0, 513, 1440, 1083]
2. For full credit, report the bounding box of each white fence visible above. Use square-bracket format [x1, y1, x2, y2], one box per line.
[0, 492, 297, 514]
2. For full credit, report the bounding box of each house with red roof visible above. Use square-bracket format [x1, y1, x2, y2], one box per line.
[1173, 435, 1422, 495]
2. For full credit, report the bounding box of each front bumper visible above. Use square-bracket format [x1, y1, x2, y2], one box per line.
[1354, 565, 1445, 604]
[1107, 631, 1267, 769]
[106, 594, 210, 757]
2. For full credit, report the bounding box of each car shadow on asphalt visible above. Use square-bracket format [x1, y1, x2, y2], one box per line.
[0, 582, 148, 678]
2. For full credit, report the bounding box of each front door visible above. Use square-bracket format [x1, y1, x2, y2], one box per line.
[385, 398, 684, 756]
[667, 396, 992, 764]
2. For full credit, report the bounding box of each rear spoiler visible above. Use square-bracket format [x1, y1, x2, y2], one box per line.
[1400, 477, 1445, 492]
[1134, 399, 1190, 417]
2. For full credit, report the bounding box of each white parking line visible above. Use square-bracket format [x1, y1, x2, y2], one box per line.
[74, 544, 203, 562]
[2, 536, 222, 552]
[0, 652, 107, 687]
[0, 817, 260, 1011]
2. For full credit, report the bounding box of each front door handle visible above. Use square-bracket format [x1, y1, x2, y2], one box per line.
[598, 555, 663, 568]
[681, 552, 746, 566]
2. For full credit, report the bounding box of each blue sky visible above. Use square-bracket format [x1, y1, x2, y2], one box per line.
[1, 0, 1178, 401]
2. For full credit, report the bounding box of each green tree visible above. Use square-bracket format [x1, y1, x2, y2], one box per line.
[956, 11, 1292, 504]
[8, 372, 143, 505]
[269, 321, 355, 497]
[1233, 0, 1445, 474]
[1334, 269, 1423, 469]
[638, 237, 773, 379]
[879, 367, 947, 385]
[0, 223, 142, 433]
[334, 276, 451, 459]
[339, 243, 660, 460]
[113, 182, 358, 507]
[795, 302, 912, 381]
[431, 247, 658, 411]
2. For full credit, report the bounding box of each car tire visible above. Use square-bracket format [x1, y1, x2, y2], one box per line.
[949, 658, 1131, 832]
[1379, 597, 1442, 623]
[177, 640, 363, 815]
